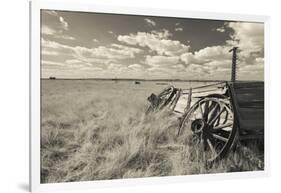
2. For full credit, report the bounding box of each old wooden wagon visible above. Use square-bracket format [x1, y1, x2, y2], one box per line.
[146, 48, 264, 163]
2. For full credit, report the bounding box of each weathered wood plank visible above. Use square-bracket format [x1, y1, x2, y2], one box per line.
[184, 88, 192, 112]
[233, 82, 264, 89]
[235, 92, 264, 104]
[236, 93, 264, 102]
[235, 88, 264, 97]
[239, 134, 264, 140]
[239, 119, 264, 131]
[239, 107, 264, 120]
[228, 81, 264, 134]
[236, 100, 264, 108]
[235, 86, 264, 108]
[171, 89, 182, 110]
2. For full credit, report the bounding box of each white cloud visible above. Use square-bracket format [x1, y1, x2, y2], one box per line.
[179, 22, 264, 80]
[65, 59, 84, 65]
[144, 18, 156, 26]
[42, 25, 56, 35]
[128, 64, 143, 70]
[187, 63, 209, 75]
[175, 27, 183, 32]
[118, 30, 190, 56]
[181, 52, 206, 65]
[58, 35, 75, 40]
[205, 59, 231, 69]
[41, 12, 264, 80]
[41, 39, 143, 69]
[73, 45, 141, 60]
[239, 63, 263, 72]
[42, 38, 146, 78]
[65, 59, 96, 68]
[41, 60, 66, 70]
[59, 16, 68, 30]
[110, 44, 143, 57]
[42, 25, 75, 40]
[41, 50, 59, 56]
[43, 10, 69, 31]
[195, 46, 231, 61]
[180, 46, 231, 66]
[117, 22, 263, 80]
[42, 60, 64, 66]
[151, 29, 172, 39]
[107, 63, 126, 71]
[226, 22, 264, 80]
[145, 55, 180, 67]
[255, 57, 264, 64]
[42, 10, 74, 42]
[147, 67, 168, 72]
[41, 38, 74, 55]
[42, 10, 76, 41]
[227, 22, 264, 57]
[45, 10, 58, 17]
[216, 26, 225, 32]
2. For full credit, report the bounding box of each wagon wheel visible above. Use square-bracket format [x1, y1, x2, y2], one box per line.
[158, 86, 178, 108]
[179, 96, 237, 162]
[146, 86, 177, 113]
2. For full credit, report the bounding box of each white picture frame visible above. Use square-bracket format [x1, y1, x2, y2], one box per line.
[30, 0, 270, 192]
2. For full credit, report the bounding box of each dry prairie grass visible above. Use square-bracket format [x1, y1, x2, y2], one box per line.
[41, 80, 263, 183]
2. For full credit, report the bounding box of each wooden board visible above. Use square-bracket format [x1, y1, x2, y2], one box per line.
[173, 82, 227, 115]
[228, 82, 264, 135]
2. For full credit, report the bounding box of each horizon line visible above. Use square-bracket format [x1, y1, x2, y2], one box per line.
[41, 78, 263, 82]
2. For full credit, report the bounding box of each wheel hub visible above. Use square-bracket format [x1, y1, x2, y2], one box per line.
[191, 119, 212, 138]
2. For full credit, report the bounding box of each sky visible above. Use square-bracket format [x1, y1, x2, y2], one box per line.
[41, 10, 264, 80]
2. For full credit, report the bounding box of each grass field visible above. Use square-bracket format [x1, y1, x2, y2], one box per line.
[41, 79, 264, 183]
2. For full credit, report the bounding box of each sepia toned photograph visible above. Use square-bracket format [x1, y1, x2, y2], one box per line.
[40, 9, 264, 183]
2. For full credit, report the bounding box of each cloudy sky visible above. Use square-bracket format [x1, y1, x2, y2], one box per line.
[41, 10, 264, 80]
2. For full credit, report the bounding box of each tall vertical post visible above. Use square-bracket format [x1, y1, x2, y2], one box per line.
[229, 47, 238, 82]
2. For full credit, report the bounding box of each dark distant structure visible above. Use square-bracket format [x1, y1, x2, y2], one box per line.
[135, 81, 141, 85]
[229, 47, 239, 82]
[49, 76, 56, 80]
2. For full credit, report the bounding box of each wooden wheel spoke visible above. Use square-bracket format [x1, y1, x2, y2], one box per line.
[209, 106, 225, 125]
[207, 138, 217, 156]
[207, 103, 219, 123]
[203, 101, 210, 121]
[213, 122, 233, 130]
[213, 128, 231, 135]
[212, 133, 228, 142]
[198, 102, 204, 118]
[214, 116, 220, 126]
[223, 109, 229, 124]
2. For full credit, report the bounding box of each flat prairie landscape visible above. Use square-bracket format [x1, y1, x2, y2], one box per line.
[41, 79, 264, 183]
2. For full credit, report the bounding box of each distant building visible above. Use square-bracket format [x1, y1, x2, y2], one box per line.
[49, 76, 56, 80]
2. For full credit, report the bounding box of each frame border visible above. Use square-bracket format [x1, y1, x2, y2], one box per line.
[30, 1, 270, 192]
